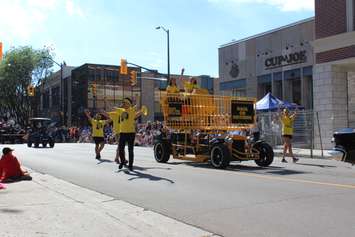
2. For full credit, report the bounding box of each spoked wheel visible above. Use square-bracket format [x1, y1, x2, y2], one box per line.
[154, 141, 170, 163]
[210, 143, 230, 169]
[254, 142, 274, 167]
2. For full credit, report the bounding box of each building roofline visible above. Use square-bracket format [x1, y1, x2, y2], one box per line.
[219, 17, 315, 49]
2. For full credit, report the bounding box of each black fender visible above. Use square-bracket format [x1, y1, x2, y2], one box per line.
[333, 145, 347, 162]
[209, 137, 225, 146]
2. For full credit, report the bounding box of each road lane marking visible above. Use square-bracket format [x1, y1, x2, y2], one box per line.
[235, 172, 355, 190]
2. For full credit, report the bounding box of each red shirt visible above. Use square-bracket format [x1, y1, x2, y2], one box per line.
[0, 153, 24, 181]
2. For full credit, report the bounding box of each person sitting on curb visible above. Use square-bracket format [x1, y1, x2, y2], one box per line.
[0, 147, 32, 183]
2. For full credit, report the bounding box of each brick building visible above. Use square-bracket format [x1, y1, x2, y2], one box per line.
[38, 63, 215, 126]
[218, 0, 355, 148]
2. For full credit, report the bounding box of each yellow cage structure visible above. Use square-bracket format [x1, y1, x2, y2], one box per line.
[153, 92, 274, 169]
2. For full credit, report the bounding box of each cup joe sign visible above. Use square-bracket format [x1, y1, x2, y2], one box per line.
[265, 50, 307, 70]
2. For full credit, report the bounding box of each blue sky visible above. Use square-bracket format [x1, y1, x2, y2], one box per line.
[0, 0, 314, 77]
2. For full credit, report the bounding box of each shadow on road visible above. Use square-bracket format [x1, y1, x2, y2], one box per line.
[295, 162, 337, 168]
[0, 208, 23, 214]
[171, 161, 311, 176]
[117, 166, 174, 184]
[97, 159, 114, 164]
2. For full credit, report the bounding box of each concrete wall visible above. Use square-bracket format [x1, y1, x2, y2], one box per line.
[218, 18, 314, 100]
[313, 64, 348, 149]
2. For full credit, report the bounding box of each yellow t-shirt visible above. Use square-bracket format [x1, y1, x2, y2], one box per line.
[119, 107, 136, 133]
[184, 81, 199, 92]
[90, 119, 106, 137]
[281, 115, 294, 135]
[108, 108, 124, 135]
[166, 85, 179, 93]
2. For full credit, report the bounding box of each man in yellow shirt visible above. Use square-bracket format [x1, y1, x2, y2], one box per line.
[106, 108, 124, 164]
[183, 77, 199, 93]
[118, 98, 144, 171]
[84, 110, 111, 160]
[279, 108, 298, 163]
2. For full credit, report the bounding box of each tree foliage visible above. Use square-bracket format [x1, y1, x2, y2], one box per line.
[0, 46, 54, 126]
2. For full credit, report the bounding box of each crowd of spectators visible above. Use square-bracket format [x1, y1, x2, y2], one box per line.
[0, 112, 162, 147]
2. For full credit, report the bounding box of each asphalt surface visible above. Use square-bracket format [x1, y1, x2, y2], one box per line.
[10, 143, 355, 237]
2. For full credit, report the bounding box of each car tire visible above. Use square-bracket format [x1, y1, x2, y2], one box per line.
[210, 143, 230, 169]
[154, 141, 170, 163]
[254, 142, 274, 167]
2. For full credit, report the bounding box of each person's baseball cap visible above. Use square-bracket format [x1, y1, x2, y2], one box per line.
[2, 147, 14, 155]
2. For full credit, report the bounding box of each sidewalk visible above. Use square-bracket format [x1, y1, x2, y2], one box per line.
[0, 170, 218, 237]
[273, 146, 332, 159]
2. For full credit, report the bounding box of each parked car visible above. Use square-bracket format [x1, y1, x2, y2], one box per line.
[27, 118, 55, 148]
[328, 128, 355, 164]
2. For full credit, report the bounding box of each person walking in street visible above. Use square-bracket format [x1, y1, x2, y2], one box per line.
[0, 147, 32, 183]
[104, 107, 125, 164]
[84, 110, 111, 160]
[118, 98, 144, 171]
[279, 108, 299, 163]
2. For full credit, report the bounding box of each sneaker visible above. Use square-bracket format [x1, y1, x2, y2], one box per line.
[281, 159, 288, 163]
[293, 157, 299, 163]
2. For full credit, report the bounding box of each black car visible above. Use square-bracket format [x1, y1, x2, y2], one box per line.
[329, 128, 355, 164]
[27, 118, 55, 148]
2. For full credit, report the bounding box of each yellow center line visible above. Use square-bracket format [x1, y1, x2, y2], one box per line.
[235, 172, 355, 190]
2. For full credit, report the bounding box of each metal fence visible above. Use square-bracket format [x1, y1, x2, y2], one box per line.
[257, 110, 319, 150]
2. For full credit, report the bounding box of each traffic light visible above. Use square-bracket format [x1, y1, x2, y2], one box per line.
[0, 42, 3, 62]
[91, 83, 97, 97]
[130, 71, 137, 86]
[27, 85, 35, 97]
[120, 59, 128, 75]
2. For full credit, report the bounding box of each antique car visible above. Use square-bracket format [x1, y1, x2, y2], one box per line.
[27, 118, 55, 148]
[153, 92, 274, 169]
[328, 128, 355, 164]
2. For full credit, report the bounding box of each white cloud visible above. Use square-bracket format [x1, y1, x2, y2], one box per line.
[0, 0, 84, 43]
[66, 0, 84, 17]
[208, 0, 314, 12]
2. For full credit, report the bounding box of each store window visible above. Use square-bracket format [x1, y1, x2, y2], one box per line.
[284, 69, 301, 105]
[273, 72, 283, 99]
[257, 74, 272, 99]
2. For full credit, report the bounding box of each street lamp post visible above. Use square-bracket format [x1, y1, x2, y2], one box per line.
[45, 57, 65, 125]
[156, 26, 170, 82]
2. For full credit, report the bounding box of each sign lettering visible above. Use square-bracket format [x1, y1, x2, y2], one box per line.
[265, 51, 307, 70]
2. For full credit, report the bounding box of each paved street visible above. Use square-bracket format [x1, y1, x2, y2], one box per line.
[10, 143, 355, 237]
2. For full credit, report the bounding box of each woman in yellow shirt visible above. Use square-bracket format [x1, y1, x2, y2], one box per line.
[84, 110, 111, 160]
[166, 78, 180, 93]
[279, 108, 298, 163]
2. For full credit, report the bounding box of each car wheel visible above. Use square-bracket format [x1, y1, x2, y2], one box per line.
[254, 142, 274, 167]
[154, 141, 170, 163]
[210, 143, 230, 169]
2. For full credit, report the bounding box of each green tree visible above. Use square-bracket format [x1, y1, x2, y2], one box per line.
[0, 46, 54, 126]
